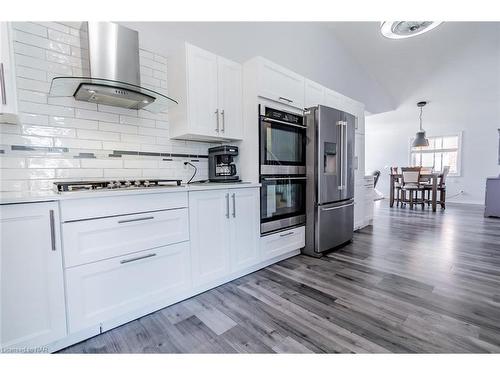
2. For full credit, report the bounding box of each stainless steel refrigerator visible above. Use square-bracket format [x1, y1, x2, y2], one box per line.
[303, 105, 355, 257]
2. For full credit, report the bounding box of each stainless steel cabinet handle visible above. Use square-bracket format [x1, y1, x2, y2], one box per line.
[225, 193, 230, 218]
[232, 193, 236, 218]
[280, 232, 294, 237]
[49, 209, 56, 251]
[278, 96, 293, 104]
[221, 110, 225, 133]
[0, 63, 6, 105]
[215, 109, 220, 133]
[262, 176, 307, 181]
[118, 216, 154, 224]
[120, 253, 156, 264]
[261, 117, 307, 129]
[320, 202, 354, 211]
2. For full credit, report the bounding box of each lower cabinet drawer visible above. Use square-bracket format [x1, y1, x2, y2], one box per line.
[62, 208, 189, 267]
[65, 241, 191, 333]
[260, 226, 305, 261]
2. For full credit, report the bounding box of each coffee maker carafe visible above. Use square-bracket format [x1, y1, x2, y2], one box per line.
[208, 145, 240, 182]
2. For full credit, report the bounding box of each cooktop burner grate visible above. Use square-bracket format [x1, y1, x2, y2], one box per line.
[54, 179, 182, 192]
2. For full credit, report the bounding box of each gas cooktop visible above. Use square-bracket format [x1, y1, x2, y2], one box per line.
[54, 179, 182, 193]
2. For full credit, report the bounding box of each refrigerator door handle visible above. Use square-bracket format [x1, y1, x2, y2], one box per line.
[320, 201, 354, 211]
[343, 120, 348, 190]
[337, 120, 344, 190]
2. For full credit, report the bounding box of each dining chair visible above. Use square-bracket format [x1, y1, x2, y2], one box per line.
[419, 167, 434, 204]
[401, 167, 425, 209]
[390, 167, 402, 207]
[438, 166, 450, 209]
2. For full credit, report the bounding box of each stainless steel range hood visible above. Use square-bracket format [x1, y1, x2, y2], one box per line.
[49, 22, 177, 113]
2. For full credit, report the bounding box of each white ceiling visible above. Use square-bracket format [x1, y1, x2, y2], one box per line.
[326, 22, 500, 108]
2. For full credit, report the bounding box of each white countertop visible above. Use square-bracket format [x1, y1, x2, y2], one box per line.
[0, 182, 261, 205]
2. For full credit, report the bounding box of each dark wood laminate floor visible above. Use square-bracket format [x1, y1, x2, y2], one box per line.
[59, 201, 500, 353]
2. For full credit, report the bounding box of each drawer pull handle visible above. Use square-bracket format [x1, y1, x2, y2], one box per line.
[278, 96, 293, 103]
[280, 232, 294, 237]
[118, 216, 154, 224]
[120, 253, 157, 264]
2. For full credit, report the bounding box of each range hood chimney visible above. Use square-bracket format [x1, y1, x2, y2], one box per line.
[49, 22, 177, 113]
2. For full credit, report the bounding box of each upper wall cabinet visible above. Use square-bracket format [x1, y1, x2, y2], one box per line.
[0, 22, 18, 123]
[168, 43, 243, 141]
[247, 57, 305, 110]
[304, 79, 325, 108]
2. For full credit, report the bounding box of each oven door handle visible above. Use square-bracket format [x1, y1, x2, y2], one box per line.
[261, 117, 307, 129]
[262, 176, 307, 181]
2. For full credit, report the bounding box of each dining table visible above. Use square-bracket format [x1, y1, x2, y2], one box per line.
[389, 172, 443, 212]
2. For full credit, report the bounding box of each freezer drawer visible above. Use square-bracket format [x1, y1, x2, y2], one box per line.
[317, 200, 354, 253]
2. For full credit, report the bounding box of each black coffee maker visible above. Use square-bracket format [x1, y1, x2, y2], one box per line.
[208, 145, 240, 182]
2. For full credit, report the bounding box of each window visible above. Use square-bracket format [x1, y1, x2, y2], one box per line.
[409, 133, 462, 176]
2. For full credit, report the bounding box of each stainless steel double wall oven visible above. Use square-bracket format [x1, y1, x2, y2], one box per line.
[259, 105, 307, 235]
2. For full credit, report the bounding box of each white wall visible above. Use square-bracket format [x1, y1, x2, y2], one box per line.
[120, 22, 395, 114]
[366, 28, 500, 205]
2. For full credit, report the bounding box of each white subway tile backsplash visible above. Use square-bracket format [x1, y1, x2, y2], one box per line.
[123, 159, 159, 169]
[120, 115, 155, 128]
[77, 129, 120, 141]
[12, 22, 47, 38]
[54, 137, 102, 149]
[13, 30, 70, 55]
[19, 113, 49, 126]
[22, 125, 76, 138]
[13, 42, 46, 59]
[0, 133, 53, 147]
[16, 66, 47, 81]
[99, 121, 138, 135]
[2, 23, 214, 192]
[121, 133, 155, 144]
[16, 77, 51, 93]
[27, 157, 80, 169]
[15, 54, 72, 75]
[50, 116, 98, 130]
[0, 180, 30, 191]
[17, 89, 47, 104]
[48, 29, 84, 48]
[0, 157, 27, 168]
[19, 101, 75, 117]
[102, 141, 140, 152]
[80, 158, 123, 168]
[76, 109, 119, 123]
[2, 168, 56, 180]
[103, 169, 142, 178]
[55, 168, 102, 179]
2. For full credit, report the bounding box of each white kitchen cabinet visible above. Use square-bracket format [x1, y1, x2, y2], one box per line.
[65, 242, 191, 333]
[229, 188, 260, 272]
[168, 43, 243, 141]
[1, 202, 67, 350]
[218, 56, 243, 139]
[260, 226, 305, 261]
[189, 187, 259, 288]
[62, 208, 189, 267]
[189, 189, 231, 287]
[249, 57, 305, 110]
[304, 79, 325, 108]
[0, 22, 18, 124]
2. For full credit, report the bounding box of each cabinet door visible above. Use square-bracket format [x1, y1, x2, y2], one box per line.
[229, 188, 259, 272]
[304, 79, 325, 108]
[186, 44, 219, 137]
[65, 242, 191, 333]
[217, 56, 243, 140]
[1, 202, 66, 349]
[0, 22, 18, 122]
[189, 190, 231, 288]
[257, 58, 305, 109]
[355, 133, 365, 177]
[324, 88, 346, 111]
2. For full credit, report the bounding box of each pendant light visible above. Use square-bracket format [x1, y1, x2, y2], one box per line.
[412, 101, 429, 148]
